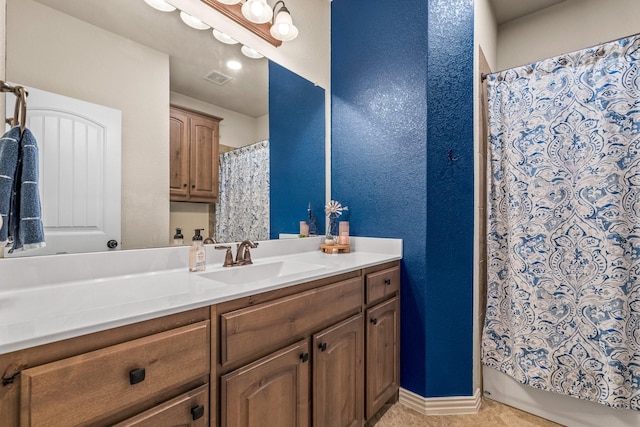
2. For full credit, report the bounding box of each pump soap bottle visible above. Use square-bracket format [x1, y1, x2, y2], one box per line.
[173, 228, 184, 245]
[189, 229, 206, 272]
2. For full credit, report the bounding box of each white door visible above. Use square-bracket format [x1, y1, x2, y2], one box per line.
[5, 85, 121, 257]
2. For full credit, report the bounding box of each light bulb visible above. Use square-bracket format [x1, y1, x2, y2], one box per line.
[251, 1, 265, 16]
[180, 11, 210, 30]
[241, 0, 272, 24]
[213, 29, 239, 45]
[144, 0, 176, 12]
[241, 45, 264, 59]
[227, 60, 242, 70]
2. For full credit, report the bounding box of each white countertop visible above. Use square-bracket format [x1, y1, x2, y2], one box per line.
[0, 237, 401, 355]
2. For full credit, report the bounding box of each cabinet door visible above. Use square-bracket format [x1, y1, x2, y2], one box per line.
[366, 297, 399, 419]
[313, 314, 363, 427]
[189, 115, 219, 201]
[113, 384, 209, 427]
[221, 340, 310, 427]
[169, 108, 190, 200]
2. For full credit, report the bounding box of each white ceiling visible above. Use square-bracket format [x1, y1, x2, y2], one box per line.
[490, 0, 567, 25]
[34, 0, 269, 118]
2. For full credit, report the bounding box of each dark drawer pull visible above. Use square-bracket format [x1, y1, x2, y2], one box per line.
[370, 318, 378, 325]
[318, 342, 327, 352]
[299, 352, 309, 363]
[191, 404, 205, 420]
[384, 278, 392, 286]
[129, 368, 146, 385]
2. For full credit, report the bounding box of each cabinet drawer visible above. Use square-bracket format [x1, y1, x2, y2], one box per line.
[365, 266, 400, 304]
[21, 321, 210, 427]
[114, 384, 209, 427]
[221, 277, 362, 366]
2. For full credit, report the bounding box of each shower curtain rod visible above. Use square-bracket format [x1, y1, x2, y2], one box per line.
[480, 30, 640, 82]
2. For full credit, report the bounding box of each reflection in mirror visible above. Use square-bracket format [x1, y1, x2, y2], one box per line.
[4, 0, 325, 257]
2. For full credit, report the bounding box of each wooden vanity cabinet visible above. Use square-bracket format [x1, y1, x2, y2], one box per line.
[0, 308, 210, 427]
[215, 262, 400, 427]
[170, 105, 222, 203]
[364, 263, 401, 420]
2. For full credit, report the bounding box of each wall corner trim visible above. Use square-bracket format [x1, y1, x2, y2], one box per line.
[398, 387, 481, 415]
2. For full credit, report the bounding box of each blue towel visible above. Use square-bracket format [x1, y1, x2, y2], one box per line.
[0, 126, 45, 252]
[0, 127, 20, 245]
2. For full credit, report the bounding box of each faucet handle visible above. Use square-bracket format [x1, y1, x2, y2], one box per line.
[214, 245, 234, 267]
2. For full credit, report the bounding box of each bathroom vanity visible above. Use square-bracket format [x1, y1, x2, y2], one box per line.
[0, 237, 401, 427]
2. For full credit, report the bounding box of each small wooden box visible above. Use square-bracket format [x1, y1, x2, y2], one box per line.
[320, 244, 351, 254]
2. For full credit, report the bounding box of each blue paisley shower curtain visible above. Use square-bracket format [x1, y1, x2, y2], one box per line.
[482, 35, 640, 410]
[215, 140, 269, 242]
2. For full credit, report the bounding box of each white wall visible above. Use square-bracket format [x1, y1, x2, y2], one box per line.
[7, 0, 170, 250]
[170, 91, 266, 149]
[497, 0, 640, 70]
[474, 0, 498, 395]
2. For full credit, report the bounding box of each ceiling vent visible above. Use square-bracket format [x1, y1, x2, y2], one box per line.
[204, 70, 232, 85]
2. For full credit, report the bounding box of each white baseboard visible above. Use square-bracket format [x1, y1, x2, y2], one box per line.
[398, 387, 481, 415]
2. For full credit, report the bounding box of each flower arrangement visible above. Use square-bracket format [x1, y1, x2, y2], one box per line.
[325, 200, 348, 242]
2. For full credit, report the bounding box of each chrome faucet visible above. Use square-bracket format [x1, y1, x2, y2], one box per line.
[203, 237, 217, 245]
[235, 240, 258, 265]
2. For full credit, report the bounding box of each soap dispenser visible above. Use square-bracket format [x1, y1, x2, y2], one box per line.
[189, 229, 206, 272]
[173, 228, 184, 246]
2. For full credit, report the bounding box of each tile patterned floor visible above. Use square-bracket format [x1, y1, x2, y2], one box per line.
[372, 398, 564, 427]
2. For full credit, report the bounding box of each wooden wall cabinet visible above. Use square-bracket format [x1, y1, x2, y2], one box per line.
[170, 106, 222, 203]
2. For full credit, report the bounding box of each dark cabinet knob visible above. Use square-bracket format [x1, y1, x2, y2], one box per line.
[370, 318, 378, 325]
[129, 368, 145, 385]
[191, 404, 205, 420]
[107, 239, 118, 249]
[299, 352, 309, 363]
[183, 183, 188, 188]
[318, 342, 327, 352]
[384, 278, 392, 286]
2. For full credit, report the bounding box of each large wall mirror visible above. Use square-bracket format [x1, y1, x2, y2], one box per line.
[4, 0, 325, 257]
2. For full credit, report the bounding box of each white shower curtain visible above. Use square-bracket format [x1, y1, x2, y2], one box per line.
[215, 140, 269, 243]
[483, 34, 640, 410]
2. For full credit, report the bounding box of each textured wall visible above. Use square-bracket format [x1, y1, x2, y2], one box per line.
[332, 0, 474, 397]
[425, 0, 475, 397]
[269, 62, 326, 238]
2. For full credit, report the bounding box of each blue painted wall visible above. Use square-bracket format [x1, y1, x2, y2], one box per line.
[332, 0, 474, 398]
[269, 61, 326, 238]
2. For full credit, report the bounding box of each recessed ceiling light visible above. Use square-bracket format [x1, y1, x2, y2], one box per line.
[227, 60, 242, 70]
[144, 0, 176, 12]
[215, 0, 241, 4]
[241, 46, 264, 59]
[179, 11, 210, 30]
[213, 29, 239, 45]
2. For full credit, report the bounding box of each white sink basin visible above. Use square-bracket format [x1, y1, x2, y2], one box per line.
[199, 261, 325, 285]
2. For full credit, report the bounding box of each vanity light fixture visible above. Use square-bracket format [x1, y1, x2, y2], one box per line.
[241, 45, 264, 59]
[270, 1, 298, 41]
[144, 0, 176, 12]
[241, 0, 273, 24]
[227, 60, 243, 70]
[213, 29, 239, 44]
[180, 11, 211, 30]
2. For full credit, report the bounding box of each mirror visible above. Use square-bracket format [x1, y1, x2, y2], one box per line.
[4, 0, 325, 256]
